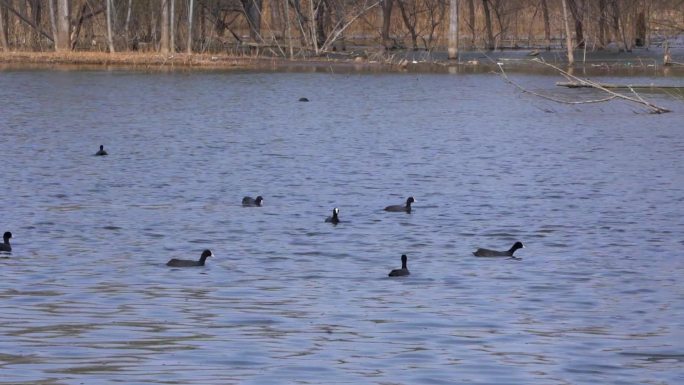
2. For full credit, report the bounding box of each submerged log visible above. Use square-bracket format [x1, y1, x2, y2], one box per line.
[557, 82, 684, 89]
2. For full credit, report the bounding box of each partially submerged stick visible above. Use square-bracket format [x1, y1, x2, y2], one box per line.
[557, 82, 684, 90]
[496, 62, 616, 105]
[532, 58, 670, 114]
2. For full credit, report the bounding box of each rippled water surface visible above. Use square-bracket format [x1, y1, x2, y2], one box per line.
[1, 68, 683, 385]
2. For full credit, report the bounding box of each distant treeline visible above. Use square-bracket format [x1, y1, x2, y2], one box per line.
[0, 0, 682, 56]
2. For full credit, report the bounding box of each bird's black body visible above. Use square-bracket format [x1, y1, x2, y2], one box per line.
[242, 196, 264, 207]
[325, 208, 340, 224]
[95, 145, 108, 156]
[0, 231, 12, 252]
[389, 254, 410, 277]
[167, 249, 213, 267]
[384, 197, 415, 213]
[473, 242, 525, 258]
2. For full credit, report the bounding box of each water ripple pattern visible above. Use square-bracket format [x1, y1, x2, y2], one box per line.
[0, 69, 683, 385]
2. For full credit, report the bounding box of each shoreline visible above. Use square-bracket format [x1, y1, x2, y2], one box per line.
[0, 51, 394, 72]
[1, 50, 683, 76]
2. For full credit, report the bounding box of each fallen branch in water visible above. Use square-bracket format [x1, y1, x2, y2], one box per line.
[532, 58, 670, 114]
[557, 82, 684, 90]
[495, 62, 616, 105]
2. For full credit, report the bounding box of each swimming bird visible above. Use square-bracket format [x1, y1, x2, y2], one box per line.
[325, 208, 340, 224]
[0, 232, 12, 252]
[167, 249, 213, 267]
[299, 97, 309, 102]
[473, 242, 525, 258]
[384, 197, 415, 213]
[95, 145, 108, 156]
[242, 196, 263, 207]
[388, 254, 410, 277]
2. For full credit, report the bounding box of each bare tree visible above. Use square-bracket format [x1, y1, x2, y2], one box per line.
[423, 0, 445, 49]
[482, 0, 494, 50]
[106, 0, 115, 52]
[30, 0, 41, 49]
[561, 0, 574, 64]
[380, 0, 393, 49]
[0, 3, 7, 51]
[170, 0, 176, 52]
[47, 0, 58, 49]
[395, 0, 419, 49]
[610, 0, 625, 51]
[124, 0, 133, 47]
[566, 0, 584, 47]
[241, 0, 263, 41]
[187, 0, 194, 53]
[448, 0, 458, 59]
[56, 0, 70, 51]
[540, 0, 551, 49]
[597, 0, 607, 49]
[161, 0, 170, 53]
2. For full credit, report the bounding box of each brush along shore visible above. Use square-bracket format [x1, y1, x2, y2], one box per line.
[0, 51, 395, 71]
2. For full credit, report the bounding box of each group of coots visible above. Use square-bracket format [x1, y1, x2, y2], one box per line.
[2, 146, 526, 276]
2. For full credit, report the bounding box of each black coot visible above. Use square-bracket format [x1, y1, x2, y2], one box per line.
[473, 242, 525, 258]
[325, 208, 340, 224]
[167, 249, 213, 267]
[95, 145, 108, 156]
[388, 254, 410, 277]
[242, 196, 264, 207]
[0, 231, 12, 252]
[384, 197, 415, 213]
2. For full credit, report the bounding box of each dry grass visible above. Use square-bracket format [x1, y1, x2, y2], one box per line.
[0, 50, 388, 71]
[0, 51, 266, 68]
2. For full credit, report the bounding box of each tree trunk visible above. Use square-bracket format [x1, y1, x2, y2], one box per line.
[56, 0, 70, 51]
[566, 0, 584, 48]
[396, 0, 417, 50]
[309, 0, 317, 53]
[106, 0, 114, 52]
[561, 0, 574, 65]
[540, 0, 550, 49]
[481, 0, 493, 50]
[448, 0, 458, 59]
[199, 0, 205, 50]
[610, 0, 624, 52]
[186, 0, 193, 53]
[0, 3, 7, 51]
[124, 0, 132, 48]
[241, 0, 263, 42]
[170, 0, 175, 52]
[466, 0, 474, 49]
[315, 0, 327, 49]
[380, 0, 393, 50]
[635, 11, 646, 47]
[48, 0, 58, 49]
[30, 0, 41, 50]
[284, 0, 293, 57]
[69, 2, 87, 50]
[598, 0, 606, 49]
[160, 0, 170, 53]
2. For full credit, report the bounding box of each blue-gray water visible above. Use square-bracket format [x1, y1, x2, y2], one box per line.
[1, 69, 683, 385]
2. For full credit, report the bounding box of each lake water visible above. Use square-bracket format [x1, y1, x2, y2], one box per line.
[1, 67, 683, 385]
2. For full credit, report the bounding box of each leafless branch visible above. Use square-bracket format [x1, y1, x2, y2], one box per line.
[495, 62, 616, 105]
[532, 58, 671, 114]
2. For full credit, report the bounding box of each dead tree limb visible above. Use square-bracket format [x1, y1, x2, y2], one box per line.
[496, 63, 616, 105]
[0, 0, 53, 41]
[533, 58, 670, 113]
[320, 0, 380, 52]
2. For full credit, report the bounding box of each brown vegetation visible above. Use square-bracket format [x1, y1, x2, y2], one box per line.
[0, 0, 682, 62]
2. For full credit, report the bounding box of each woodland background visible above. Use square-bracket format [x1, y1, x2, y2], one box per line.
[0, 0, 682, 58]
